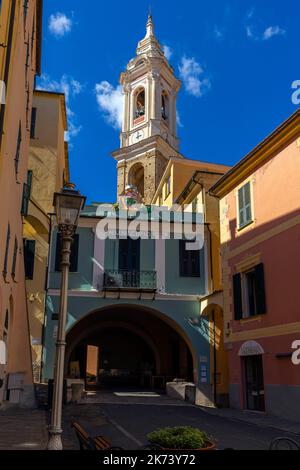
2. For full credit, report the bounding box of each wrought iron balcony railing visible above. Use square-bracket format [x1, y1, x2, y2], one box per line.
[103, 270, 157, 291]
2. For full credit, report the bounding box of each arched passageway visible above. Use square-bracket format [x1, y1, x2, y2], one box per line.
[66, 305, 194, 390]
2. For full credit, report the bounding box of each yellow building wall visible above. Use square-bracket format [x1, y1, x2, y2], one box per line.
[153, 158, 231, 403]
[24, 91, 68, 382]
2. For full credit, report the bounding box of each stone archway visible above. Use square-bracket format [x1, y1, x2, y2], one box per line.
[65, 304, 196, 389]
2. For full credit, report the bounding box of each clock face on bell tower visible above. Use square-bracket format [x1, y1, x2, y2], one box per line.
[132, 129, 144, 144]
[112, 15, 183, 205]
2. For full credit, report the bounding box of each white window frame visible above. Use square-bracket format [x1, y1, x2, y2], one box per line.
[241, 268, 257, 318]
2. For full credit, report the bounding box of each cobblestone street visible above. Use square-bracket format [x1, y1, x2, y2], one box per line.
[1, 391, 299, 450]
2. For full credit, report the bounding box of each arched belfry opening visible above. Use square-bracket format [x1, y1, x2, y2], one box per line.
[65, 305, 195, 390]
[128, 163, 145, 198]
[161, 91, 169, 122]
[134, 88, 145, 121]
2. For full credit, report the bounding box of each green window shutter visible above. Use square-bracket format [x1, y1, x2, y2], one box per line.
[233, 273, 243, 320]
[244, 182, 252, 222]
[179, 240, 200, 277]
[238, 187, 245, 227]
[21, 183, 29, 216]
[55, 233, 79, 272]
[30, 107, 37, 138]
[11, 237, 18, 276]
[255, 263, 267, 315]
[70, 234, 79, 272]
[244, 182, 251, 205]
[23, 0, 29, 27]
[179, 240, 188, 276]
[24, 239, 35, 280]
[238, 182, 252, 228]
[3, 224, 11, 276]
[27, 169, 33, 194]
[14, 122, 22, 176]
[118, 238, 140, 271]
[21, 170, 33, 216]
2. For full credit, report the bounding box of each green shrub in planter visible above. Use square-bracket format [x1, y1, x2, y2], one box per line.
[147, 426, 210, 450]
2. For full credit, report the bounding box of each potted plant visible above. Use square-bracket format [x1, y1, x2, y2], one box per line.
[147, 426, 215, 451]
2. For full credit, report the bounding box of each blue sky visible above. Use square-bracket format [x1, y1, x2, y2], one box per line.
[38, 0, 300, 203]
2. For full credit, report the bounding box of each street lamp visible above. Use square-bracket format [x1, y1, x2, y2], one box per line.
[48, 185, 86, 450]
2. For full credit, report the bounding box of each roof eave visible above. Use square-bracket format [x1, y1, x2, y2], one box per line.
[210, 109, 300, 199]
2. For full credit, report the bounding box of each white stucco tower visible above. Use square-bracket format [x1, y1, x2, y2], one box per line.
[112, 15, 182, 204]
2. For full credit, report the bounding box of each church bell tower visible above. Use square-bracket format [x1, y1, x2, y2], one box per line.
[112, 15, 182, 204]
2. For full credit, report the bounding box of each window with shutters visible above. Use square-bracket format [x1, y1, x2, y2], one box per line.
[237, 181, 253, 229]
[23, 0, 29, 30]
[179, 240, 200, 277]
[21, 170, 33, 216]
[30, 107, 37, 138]
[24, 239, 35, 280]
[233, 263, 266, 320]
[11, 237, 18, 278]
[55, 233, 79, 273]
[3, 224, 11, 278]
[31, 16, 35, 56]
[25, 36, 30, 82]
[14, 122, 22, 177]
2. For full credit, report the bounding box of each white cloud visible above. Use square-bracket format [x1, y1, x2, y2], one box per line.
[49, 13, 72, 37]
[95, 81, 124, 129]
[176, 112, 183, 128]
[246, 26, 254, 38]
[37, 74, 82, 140]
[246, 7, 255, 20]
[162, 44, 173, 61]
[178, 56, 211, 98]
[245, 9, 286, 42]
[213, 26, 224, 41]
[263, 26, 286, 40]
[38, 74, 82, 101]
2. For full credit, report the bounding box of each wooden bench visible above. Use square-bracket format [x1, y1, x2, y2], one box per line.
[72, 421, 122, 451]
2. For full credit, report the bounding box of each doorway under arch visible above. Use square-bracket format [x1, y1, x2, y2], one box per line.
[65, 304, 195, 390]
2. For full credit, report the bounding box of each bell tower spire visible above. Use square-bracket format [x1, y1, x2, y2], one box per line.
[112, 15, 183, 204]
[146, 13, 154, 38]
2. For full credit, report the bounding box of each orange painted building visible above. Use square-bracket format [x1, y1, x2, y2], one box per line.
[0, 0, 42, 407]
[210, 110, 300, 420]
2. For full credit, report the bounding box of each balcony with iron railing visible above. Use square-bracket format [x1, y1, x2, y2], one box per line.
[103, 270, 157, 292]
